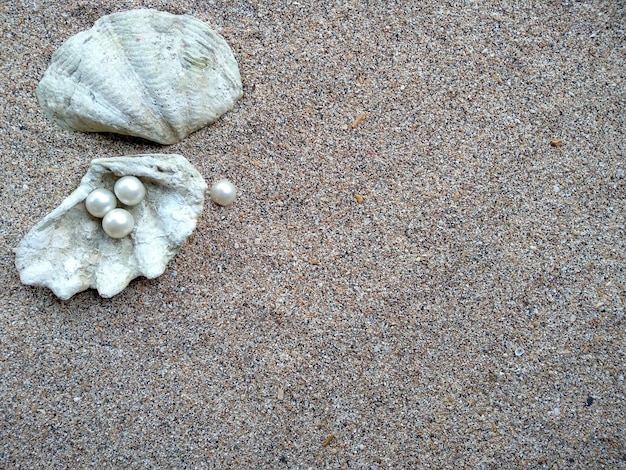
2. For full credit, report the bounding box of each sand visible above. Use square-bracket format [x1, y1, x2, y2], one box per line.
[1, 0, 625, 467]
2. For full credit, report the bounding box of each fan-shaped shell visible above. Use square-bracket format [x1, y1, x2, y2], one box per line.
[36, 9, 243, 144]
[15, 154, 207, 299]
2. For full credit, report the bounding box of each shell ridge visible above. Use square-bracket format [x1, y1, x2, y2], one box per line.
[112, 15, 183, 143]
[104, 13, 178, 143]
[114, 13, 195, 143]
[69, 82, 136, 134]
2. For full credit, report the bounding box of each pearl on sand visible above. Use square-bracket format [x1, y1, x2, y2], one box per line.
[114, 176, 146, 206]
[102, 208, 135, 238]
[210, 179, 237, 206]
[85, 188, 117, 218]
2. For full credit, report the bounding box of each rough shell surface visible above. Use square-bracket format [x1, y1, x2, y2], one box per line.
[36, 9, 243, 145]
[15, 154, 207, 299]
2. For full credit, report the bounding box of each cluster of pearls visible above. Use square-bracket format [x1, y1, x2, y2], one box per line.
[85, 176, 146, 238]
[86, 177, 237, 237]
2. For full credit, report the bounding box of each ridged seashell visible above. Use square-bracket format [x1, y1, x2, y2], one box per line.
[36, 9, 243, 144]
[15, 154, 207, 299]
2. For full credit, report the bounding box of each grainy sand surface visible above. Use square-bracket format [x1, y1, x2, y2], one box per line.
[1, 1, 625, 468]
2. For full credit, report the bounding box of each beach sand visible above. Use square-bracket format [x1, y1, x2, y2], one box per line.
[1, 0, 625, 467]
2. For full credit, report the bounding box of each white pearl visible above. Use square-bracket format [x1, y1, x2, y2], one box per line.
[85, 188, 117, 218]
[114, 176, 146, 206]
[102, 208, 135, 238]
[210, 179, 237, 206]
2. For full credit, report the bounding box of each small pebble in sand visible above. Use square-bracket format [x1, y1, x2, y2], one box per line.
[351, 111, 366, 129]
[550, 139, 563, 147]
[354, 194, 364, 203]
[210, 179, 237, 206]
[515, 347, 525, 356]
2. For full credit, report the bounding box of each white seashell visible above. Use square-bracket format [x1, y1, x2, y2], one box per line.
[36, 9, 243, 144]
[15, 154, 207, 299]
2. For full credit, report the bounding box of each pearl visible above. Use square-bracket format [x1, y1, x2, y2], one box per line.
[102, 208, 135, 238]
[210, 179, 237, 206]
[85, 188, 117, 218]
[114, 176, 146, 206]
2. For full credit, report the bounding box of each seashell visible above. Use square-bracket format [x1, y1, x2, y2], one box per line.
[36, 9, 243, 145]
[15, 154, 207, 299]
